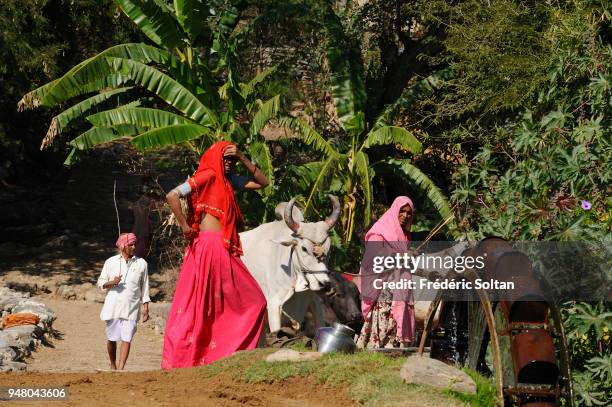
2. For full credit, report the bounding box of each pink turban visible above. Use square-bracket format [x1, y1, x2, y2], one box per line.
[116, 233, 137, 248]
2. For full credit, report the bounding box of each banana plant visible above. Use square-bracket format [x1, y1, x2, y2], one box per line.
[18, 0, 279, 191]
[279, 4, 456, 242]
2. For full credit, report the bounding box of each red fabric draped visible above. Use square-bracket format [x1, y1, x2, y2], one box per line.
[187, 141, 244, 256]
[161, 231, 266, 368]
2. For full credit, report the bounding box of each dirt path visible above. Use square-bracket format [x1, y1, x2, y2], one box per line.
[26, 297, 164, 372]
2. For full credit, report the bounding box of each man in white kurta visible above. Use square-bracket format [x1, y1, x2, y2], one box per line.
[97, 232, 150, 370]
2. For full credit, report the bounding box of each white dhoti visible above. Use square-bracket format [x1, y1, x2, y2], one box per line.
[104, 319, 137, 342]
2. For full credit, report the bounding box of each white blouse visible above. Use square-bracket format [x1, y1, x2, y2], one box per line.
[97, 254, 150, 321]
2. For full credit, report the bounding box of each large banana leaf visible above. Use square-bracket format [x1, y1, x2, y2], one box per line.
[105, 57, 216, 125]
[322, 4, 366, 133]
[19, 43, 169, 108]
[131, 123, 213, 150]
[168, 54, 219, 109]
[378, 158, 458, 237]
[248, 139, 274, 194]
[250, 95, 280, 136]
[17, 78, 60, 111]
[41, 87, 135, 149]
[87, 107, 194, 129]
[354, 151, 372, 228]
[117, 0, 184, 49]
[278, 116, 338, 158]
[69, 124, 141, 150]
[361, 126, 423, 154]
[174, 0, 211, 42]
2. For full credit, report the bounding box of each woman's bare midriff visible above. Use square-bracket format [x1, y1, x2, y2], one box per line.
[199, 213, 222, 231]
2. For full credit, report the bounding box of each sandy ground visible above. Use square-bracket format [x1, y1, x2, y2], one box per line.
[0, 370, 353, 407]
[0, 297, 354, 407]
[25, 297, 164, 372]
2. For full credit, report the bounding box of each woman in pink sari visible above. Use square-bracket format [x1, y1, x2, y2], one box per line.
[357, 196, 416, 348]
[161, 141, 268, 368]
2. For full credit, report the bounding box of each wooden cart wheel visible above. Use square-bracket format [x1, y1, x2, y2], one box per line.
[417, 268, 505, 405]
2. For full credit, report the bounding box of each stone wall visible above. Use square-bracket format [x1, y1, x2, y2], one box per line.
[0, 287, 56, 371]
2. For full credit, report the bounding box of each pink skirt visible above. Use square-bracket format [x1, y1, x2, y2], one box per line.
[161, 231, 266, 369]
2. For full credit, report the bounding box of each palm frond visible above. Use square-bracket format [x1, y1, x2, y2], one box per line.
[131, 123, 213, 150]
[69, 124, 141, 150]
[278, 116, 338, 158]
[378, 158, 458, 237]
[354, 151, 372, 228]
[250, 95, 281, 136]
[304, 155, 338, 216]
[248, 139, 274, 195]
[117, 0, 184, 49]
[41, 87, 135, 150]
[87, 107, 194, 129]
[361, 126, 423, 154]
[105, 57, 215, 124]
[173, 0, 211, 43]
[19, 43, 169, 108]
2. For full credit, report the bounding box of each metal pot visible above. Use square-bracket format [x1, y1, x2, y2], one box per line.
[316, 322, 357, 354]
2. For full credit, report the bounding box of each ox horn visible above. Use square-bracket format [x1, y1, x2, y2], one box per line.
[284, 198, 300, 233]
[325, 195, 341, 228]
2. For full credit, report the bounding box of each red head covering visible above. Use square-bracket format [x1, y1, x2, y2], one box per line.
[187, 141, 244, 256]
[116, 233, 137, 249]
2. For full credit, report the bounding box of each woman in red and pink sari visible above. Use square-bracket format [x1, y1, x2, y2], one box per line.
[162, 141, 268, 368]
[356, 196, 416, 349]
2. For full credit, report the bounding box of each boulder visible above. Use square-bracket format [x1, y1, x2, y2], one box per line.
[2, 325, 39, 349]
[265, 349, 323, 363]
[12, 302, 56, 324]
[400, 356, 477, 395]
[84, 288, 105, 303]
[56, 285, 77, 300]
[0, 346, 17, 364]
[0, 361, 27, 372]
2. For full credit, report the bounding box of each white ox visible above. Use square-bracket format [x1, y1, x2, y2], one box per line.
[240, 196, 341, 332]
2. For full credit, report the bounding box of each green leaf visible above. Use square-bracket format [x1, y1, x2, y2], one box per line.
[540, 109, 568, 130]
[20, 43, 169, 108]
[354, 151, 372, 228]
[240, 66, 278, 99]
[117, 0, 184, 49]
[361, 126, 423, 154]
[304, 155, 338, 216]
[278, 116, 338, 158]
[248, 139, 274, 194]
[104, 57, 215, 124]
[41, 87, 135, 149]
[131, 123, 212, 149]
[378, 158, 458, 237]
[87, 107, 194, 128]
[322, 5, 366, 132]
[250, 95, 281, 136]
[69, 124, 140, 150]
[173, 0, 210, 42]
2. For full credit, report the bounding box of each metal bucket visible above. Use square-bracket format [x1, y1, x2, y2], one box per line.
[316, 322, 357, 354]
